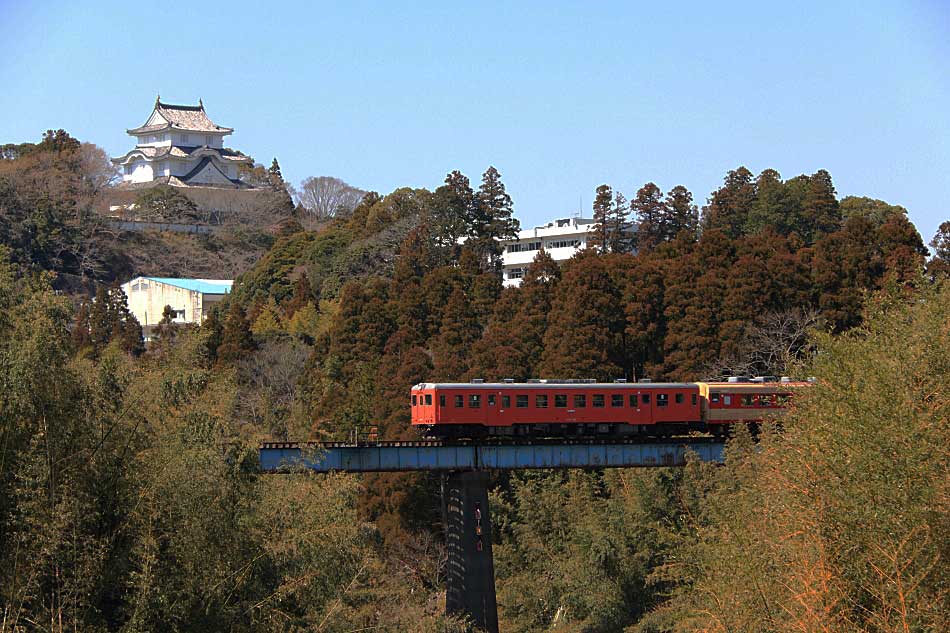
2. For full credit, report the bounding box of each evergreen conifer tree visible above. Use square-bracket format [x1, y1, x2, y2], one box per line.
[201, 306, 224, 363]
[701, 167, 756, 239]
[471, 166, 519, 271]
[283, 273, 316, 320]
[251, 296, 283, 336]
[539, 250, 625, 380]
[71, 300, 92, 352]
[432, 287, 480, 381]
[608, 191, 631, 253]
[429, 170, 476, 251]
[745, 169, 790, 236]
[801, 169, 841, 242]
[88, 285, 111, 350]
[929, 221, 950, 278]
[662, 185, 699, 241]
[217, 301, 256, 363]
[632, 182, 667, 251]
[588, 184, 613, 253]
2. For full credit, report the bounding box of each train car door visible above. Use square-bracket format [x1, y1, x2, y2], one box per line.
[485, 389, 499, 427]
[638, 389, 654, 425]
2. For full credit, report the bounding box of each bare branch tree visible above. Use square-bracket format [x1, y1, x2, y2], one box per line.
[296, 176, 366, 226]
[705, 308, 821, 379]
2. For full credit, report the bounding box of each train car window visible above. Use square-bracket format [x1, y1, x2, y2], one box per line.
[675, 393, 684, 404]
[657, 394, 668, 407]
[516, 395, 529, 408]
[692, 393, 697, 405]
[574, 394, 587, 408]
[758, 394, 773, 407]
[455, 395, 464, 407]
[629, 394, 638, 407]
[592, 394, 605, 407]
[723, 395, 731, 405]
[555, 394, 568, 407]
[642, 394, 651, 404]
[502, 395, 511, 408]
[425, 394, 432, 405]
[440, 395, 446, 407]
[412, 395, 417, 406]
[742, 394, 754, 406]
[612, 394, 624, 407]
[469, 394, 481, 408]
[777, 394, 791, 405]
[711, 392, 720, 403]
[536, 394, 548, 408]
[488, 394, 496, 406]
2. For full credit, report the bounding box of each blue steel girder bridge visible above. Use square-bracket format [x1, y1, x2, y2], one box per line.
[259, 437, 724, 633]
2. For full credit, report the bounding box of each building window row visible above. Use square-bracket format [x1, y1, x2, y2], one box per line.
[549, 239, 581, 249]
[506, 268, 525, 280]
[506, 241, 542, 253]
[505, 238, 583, 254]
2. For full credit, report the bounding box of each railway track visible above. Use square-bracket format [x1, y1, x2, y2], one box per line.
[260, 434, 724, 450]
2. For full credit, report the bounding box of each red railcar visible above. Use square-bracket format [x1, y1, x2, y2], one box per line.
[411, 379, 808, 438]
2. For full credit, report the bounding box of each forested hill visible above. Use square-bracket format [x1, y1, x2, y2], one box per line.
[2, 133, 948, 631]
[217, 163, 938, 448]
[0, 131, 294, 293]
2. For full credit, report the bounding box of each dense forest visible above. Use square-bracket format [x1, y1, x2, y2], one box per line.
[1, 130, 948, 631]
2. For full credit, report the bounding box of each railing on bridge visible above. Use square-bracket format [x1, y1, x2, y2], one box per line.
[258, 438, 724, 473]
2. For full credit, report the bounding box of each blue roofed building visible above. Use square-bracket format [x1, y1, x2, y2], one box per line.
[120, 276, 233, 337]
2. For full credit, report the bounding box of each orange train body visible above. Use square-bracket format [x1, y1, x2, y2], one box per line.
[410, 380, 810, 438]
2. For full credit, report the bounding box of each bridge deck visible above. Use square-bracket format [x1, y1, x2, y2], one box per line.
[259, 438, 724, 472]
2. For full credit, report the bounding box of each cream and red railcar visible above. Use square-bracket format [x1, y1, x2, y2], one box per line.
[410, 379, 808, 438]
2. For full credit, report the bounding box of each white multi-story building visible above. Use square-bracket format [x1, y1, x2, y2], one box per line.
[500, 216, 598, 287]
[112, 96, 253, 187]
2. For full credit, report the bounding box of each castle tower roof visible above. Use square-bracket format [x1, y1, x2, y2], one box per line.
[127, 99, 234, 135]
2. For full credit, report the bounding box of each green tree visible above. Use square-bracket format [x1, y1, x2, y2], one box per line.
[745, 168, 790, 235]
[800, 168, 841, 242]
[702, 166, 756, 239]
[661, 185, 698, 241]
[282, 271, 317, 319]
[135, 185, 201, 222]
[840, 195, 908, 226]
[632, 182, 666, 251]
[429, 170, 476, 252]
[655, 284, 950, 632]
[540, 250, 625, 380]
[81, 284, 144, 356]
[470, 250, 562, 380]
[251, 295, 284, 336]
[929, 220, 950, 277]
[609, 190, 632, 253]
[589, 184, 614, 253]
[432, 287, 480, 381]
[216, 300, 256, 363]
[471, 166, 520, 271]
[662, 230, 734, 379]
[618, 251, 667, 379]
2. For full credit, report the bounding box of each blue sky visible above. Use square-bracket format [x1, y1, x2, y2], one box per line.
[2, 1, 947, 242]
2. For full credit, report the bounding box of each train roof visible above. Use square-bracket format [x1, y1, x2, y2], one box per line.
[414, 382, 699, 390]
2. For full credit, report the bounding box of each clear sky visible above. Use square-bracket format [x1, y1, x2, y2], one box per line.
[1, 0, 947, 242]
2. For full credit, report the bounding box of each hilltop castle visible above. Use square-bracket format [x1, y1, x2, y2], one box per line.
[112, 96, 253, 188]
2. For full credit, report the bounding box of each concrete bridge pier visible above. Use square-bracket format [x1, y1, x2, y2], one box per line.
[443, 471, 499, 633]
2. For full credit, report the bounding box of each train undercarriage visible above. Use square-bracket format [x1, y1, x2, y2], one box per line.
[417, 421, 736, 440]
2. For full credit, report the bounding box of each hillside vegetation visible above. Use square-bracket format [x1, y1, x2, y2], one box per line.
[2, 130, 948, 631]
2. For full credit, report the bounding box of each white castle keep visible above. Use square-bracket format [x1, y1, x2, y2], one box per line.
[112, 96, 253, 187]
